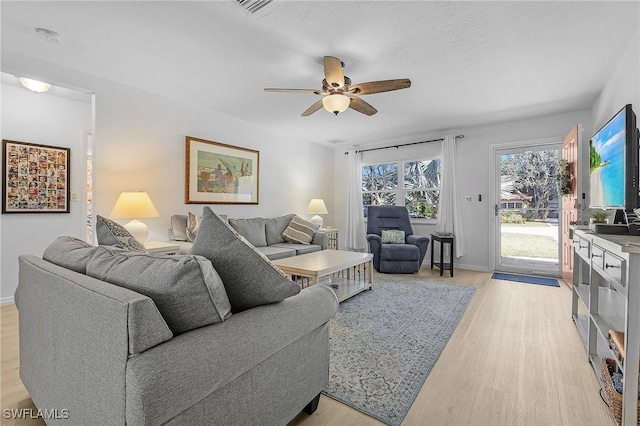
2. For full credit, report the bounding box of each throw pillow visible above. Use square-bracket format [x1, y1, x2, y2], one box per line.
[96, 215, 145, 251]
[186, 212, 201, 242]
[281, 215, 319, 245]
[381, 229, 405, 244]
[43, 236, 98, 274]
[86, 245, 232, 335]
[191, 206, 300, 313]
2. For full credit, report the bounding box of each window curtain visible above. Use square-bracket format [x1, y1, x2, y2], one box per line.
[438, 135, 466, 257]
[345, 149, 367, 251]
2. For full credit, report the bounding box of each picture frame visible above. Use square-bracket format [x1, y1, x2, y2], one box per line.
[185, 136, 259, 204]
[2, 140, 71, 214]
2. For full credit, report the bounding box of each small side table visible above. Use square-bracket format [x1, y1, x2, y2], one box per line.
[430, 233, 455, 277]
[319, 228, 339, 250]
[144, 241, 181, 255]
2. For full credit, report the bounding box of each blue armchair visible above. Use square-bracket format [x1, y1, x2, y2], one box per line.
[366, 206, 430, 273]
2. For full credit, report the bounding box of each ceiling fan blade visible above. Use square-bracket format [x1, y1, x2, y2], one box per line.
[349, 96, 377, 116]
[323, 56, 345, 89]
[301, 99, 324, 116]
[264, 88, 321, 94]
[349, 79, 411, 95]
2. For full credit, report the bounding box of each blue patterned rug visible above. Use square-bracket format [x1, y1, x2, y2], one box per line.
[323, 276, 476, 426]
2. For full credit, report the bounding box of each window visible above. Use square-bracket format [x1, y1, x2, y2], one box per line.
[362, 159, 441, 219]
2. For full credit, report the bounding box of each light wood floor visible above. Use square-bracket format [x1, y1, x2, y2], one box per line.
[1, 268, 615, 426]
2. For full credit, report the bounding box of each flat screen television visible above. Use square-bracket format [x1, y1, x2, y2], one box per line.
[589, 104, 639, 214]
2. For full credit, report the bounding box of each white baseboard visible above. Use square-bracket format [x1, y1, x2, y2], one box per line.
[1, 296, 15, 305]
[455, 263, 491, 272]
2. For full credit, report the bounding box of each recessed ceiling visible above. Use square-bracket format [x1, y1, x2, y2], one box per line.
[1, 1, 638, 147]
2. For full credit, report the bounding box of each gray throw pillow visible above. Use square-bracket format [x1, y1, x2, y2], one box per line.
[191, 206, 300, 313]
[86, 246, 232, 335]
[228, 217, 267, 247]
[281, 215, 319, 244]
[43, 236, 98, 274]
[265, 214, 295, 245]
[96, 215, 145, 251]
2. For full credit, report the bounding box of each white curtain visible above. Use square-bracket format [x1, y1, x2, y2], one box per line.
[345, 149, 367, 251]
[438, 135, 466, 257]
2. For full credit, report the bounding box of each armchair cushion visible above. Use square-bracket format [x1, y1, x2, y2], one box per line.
[381, 229, 405, 244]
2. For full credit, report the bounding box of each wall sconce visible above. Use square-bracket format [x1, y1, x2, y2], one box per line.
[19, 77, 52, 93]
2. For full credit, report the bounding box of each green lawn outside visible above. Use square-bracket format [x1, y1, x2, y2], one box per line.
[501, 221, 551, 228]
[501, 233, 558, 259]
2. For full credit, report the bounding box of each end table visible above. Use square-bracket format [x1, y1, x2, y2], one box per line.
[430, 233, 455, 277]
[144, 241, 180, 255]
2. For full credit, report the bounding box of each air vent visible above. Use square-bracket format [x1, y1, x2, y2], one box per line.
[235, 0, 273, 13]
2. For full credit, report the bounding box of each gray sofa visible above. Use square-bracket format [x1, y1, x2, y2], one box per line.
[170, 213, 329, 258]
[15, 242, 338, 425]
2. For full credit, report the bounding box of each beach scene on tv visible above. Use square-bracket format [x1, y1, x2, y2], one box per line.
[589, 110, 626, 207]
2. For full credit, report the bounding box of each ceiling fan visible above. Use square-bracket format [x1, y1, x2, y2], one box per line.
[264, 56, 411, 116]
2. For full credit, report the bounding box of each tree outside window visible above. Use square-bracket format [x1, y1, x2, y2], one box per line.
[362, 159, 440, 219]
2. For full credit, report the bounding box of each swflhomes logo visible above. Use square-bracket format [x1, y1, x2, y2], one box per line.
[3, 408, 69, 419]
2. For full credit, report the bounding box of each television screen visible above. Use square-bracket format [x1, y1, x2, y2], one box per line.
[589, 106, 629, 208]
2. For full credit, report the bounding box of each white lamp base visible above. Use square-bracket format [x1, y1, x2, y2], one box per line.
[310, 214, 323, 227]
[124, 219, 149, 244]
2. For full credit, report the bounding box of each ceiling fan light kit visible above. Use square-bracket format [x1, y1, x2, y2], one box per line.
[322, 94, 350, 115]
[265, 56, 411, 117]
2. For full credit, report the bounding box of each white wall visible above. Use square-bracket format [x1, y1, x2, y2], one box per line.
[1, 81, 92, 303]
[334, 108, 593, 272]
[1, 52, 335, 303]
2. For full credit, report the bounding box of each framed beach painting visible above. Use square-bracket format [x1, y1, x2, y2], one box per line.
[2, 139, 71, 213]
[185, 136, 259, 204]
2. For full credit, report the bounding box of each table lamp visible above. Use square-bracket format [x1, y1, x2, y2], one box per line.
[109, 191, 159, 244]
[306, 199, 328, 227]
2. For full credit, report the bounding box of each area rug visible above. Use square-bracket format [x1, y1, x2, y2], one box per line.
[323, 276, 476, 426]
[491, 272, 560, 287]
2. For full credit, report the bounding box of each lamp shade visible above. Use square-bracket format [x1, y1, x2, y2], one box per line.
[306, 199, 328, 215]
[322, 94, 350, 115]
[110, 192, 159, 219]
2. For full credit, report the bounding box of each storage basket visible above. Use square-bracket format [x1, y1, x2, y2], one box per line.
[600, 357, 640, 426]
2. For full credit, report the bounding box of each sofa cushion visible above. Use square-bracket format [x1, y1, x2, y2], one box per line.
[270, 242, 322, 256]
[281, 215, 319, 244]
[191, 207, 300, 313]
[186, 212, 201, 242]
[382, 229, 405, 244]
[43, 236, 97, 274]
[170, 214, 189, 241]
[228, 217, 267, 247]
[86, 246, 232, 335]
[96, 215, 145, 251]
[265, 214, 295, 245]
[257, 245, 297, 260]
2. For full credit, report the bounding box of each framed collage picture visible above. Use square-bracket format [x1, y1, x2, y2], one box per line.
[185, 136, 259, 204]
[2, 140, 70, 213]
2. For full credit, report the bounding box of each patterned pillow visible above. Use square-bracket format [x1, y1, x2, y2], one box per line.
[381, 229, 405, 244]
[96, 215, 145, 251]
[191, 206, 300, 313]
[281, 215, 319, 245]
[186, 212, 201, 242]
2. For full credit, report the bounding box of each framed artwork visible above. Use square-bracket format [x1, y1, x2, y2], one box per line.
[2, 140, 70, 214]
[185, 136, 259, 204]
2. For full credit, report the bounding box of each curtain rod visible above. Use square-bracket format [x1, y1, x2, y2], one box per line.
[344, 134, 464, 154]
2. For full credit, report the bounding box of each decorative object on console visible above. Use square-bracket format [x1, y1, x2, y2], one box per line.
[185, 136, 259, 205]
[306, 198, 328, 226]
[109, 191, 159, 243]
[2, 139, 70, 214]
[96, 215, 146, 251]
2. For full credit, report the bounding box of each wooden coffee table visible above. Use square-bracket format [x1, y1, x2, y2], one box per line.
[272, 250, 373, 302]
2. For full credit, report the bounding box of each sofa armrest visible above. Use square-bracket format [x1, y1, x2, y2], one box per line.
[312, 230, 329, 249]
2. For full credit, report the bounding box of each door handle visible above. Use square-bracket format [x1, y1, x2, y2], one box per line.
[495, 204, 498, 217]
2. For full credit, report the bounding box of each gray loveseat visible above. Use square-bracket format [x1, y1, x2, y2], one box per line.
[170, 213, 329, 259]
[15, 236, 338, 425]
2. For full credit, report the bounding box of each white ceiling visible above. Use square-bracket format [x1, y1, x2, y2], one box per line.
[2, 1, 638, 148]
